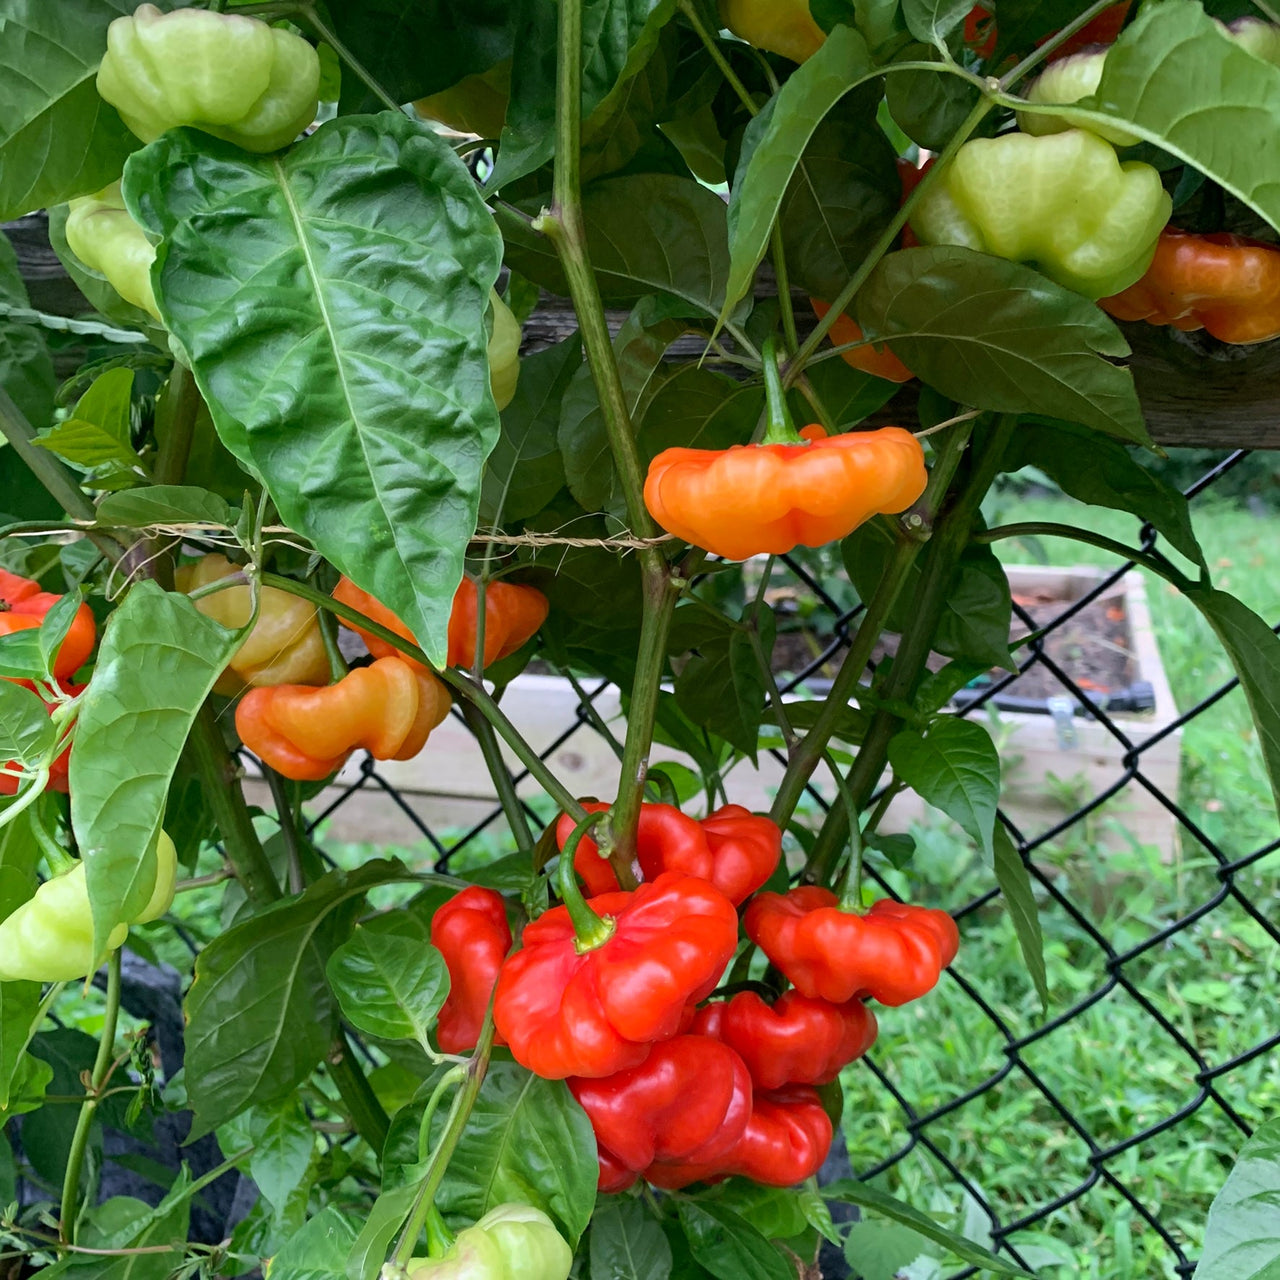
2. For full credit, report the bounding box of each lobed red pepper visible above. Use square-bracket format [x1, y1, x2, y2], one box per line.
[744, 889, 959, 1005]
[492, 871, 738, 1079]
[430, 886, 512, 1053]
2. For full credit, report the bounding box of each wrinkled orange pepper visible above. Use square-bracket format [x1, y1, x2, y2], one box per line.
[234, 656, 450, 780]
[332, 575, 548, 670]
[0, 569, 96, 681]
[1100, 227, 1280, 345]
[810, 299, 913, 384]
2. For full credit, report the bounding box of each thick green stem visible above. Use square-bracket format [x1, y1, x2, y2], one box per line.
[152, 364, 200, 486]
[60, 950, 122, 1244]
[761, 337, 801, 444]
[802, 418, 1016, 886]
[460, 701, 535, 855]
[557, 813, 615, 950]
[328, 1031, 390, 1153]
[265, 768, 304, 894]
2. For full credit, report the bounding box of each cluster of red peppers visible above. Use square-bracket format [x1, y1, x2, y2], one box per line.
[0, 568, 97, 796]
[427, 802, 959, 1194]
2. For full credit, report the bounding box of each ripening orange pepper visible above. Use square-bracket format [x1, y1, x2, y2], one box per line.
[0, 569, 96, 681]
[1099, 228, 1280, 345]
[810, 299, 913, 383]
[332, 575, 548, 670]
[644, 425, 927, 560]
[234, 655, 450, 780]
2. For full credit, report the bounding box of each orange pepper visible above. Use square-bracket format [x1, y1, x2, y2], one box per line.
[810, 299, 913, 383]
[234, 656, 450, 781]
[644, 425, 927, 561]
[0, 569, 96, 681]
[1100, 227, 1280, 345]
[332, 575, 548, 670]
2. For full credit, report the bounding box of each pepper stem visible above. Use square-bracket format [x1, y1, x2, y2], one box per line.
[829, 751, 866, 912]
[424, 1204, 454, 1258]
[760, 336, 804, 446]
[557, 812, 616, 952]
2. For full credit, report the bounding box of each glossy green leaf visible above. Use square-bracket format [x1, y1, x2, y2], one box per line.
[0, 680, 52, 765]
[591, 1198, 674, 1280]
[822, 1179, 1033, 1276]
[0, 0, 140, 221]
[721, 25, 873, 327]
[346, 1180, 420, 1280]
[480, 336, 579, 527]
[412, 1059, 597, 1245]
[1196, 1119, 1280, 1280]
[1002, 420, 1205, 570]
[778, 89, 900, 304]
[37, 591, 83, 680]
[498, 173, 737, 319]
[1037, 4, 1280, 231]
[96, 484, 236, 529]
[993, 825, 1048, 1011]
[675, 1201, 792, 1280]
[1182, 585, 1280, 819]
[34, 365, 137, 474]
[183, 858, 404, 1139]
[859, 246, 1151, 445]
[325, 927, 449, 1049]
[0, 231, 54, 430]
[888, 716, 1000, 860]
[270, 1205, 358, 1280]
[249, 1096, 316, 1216]
[71, 582, 239, 956]
[886, 49, 982, 150]
[125, 114, 503, 666]
[902, 0, 970, 47]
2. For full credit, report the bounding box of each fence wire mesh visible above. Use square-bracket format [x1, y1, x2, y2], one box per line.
[301, 450, 1278, 1279]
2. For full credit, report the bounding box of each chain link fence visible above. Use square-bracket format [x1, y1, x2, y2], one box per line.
[303, 449, 1279, 1278]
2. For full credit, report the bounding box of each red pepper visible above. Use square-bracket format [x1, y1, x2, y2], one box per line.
[557, 801, 712, 898]
[646, 1085, 832, 1189]
[692, 989, 877, 1089]
[557, 801, 780, 905]
[430, 886, 512, 1053]
[0, 569, 96, 681]
[743, 889, 959, 1006]
[598, 1147, 639, 1194]
[569, 1035, 752, 1188]
[492, 871, 739, 1079]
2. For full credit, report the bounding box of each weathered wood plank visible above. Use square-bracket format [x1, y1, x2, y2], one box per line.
[9, 213, 1279, 449]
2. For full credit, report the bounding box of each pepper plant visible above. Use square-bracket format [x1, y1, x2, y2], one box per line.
[0, 0, 1278, 1275]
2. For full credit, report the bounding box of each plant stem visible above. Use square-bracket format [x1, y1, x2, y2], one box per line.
[761, 337, 801, 443]
[557, 813, 614, 949]
[60, 950, 122, 1244]
[152, 364, 200, 486]
[999, 0, 1119, 91]
[771, 226, 799, 353]
[265, 768, 305, 894]
[974, 523, 1189, 588]
[299, 6, 404, 114]
[460, 701, 535, 855]
[679, 0, 759, 116]
[788, 95, 995, 378]
[328, 1030, 390, 1153]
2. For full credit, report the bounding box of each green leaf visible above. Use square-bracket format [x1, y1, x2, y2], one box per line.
[1181, 585, 1280, 819]
[591, 1198, 674, 1280]
[1002, 420, 1205, 570]
[269, 1205, 358, 1280]
[346, 1180, 419, 1280]
[1196, 1118, 1280, 1280]
[992, 0, 1090, 58]
[885, 48, 982, 150]
[0, 231, 55, 430]
[1056, 4, 1280, 232]
[406, 1058, 597, 1246]
[34, 365, 139, 475]
[721, 25, 873, 327]
[71, 582, 240, 956]
[902, 0, 970, 47]
[888, 717, 1000, 860]
[480, 336, 579, 527]
[184, 862, 403, 1140]
[992, 825, 1048, 1012]
[777, 89, 900, 304]
[859, 246, 1151, 446]
[96, 484, 235, 529]
[498, 173, 737, 319]
[325, 926, 449, 1049]
[0, 680, 53, 765]
[0, 0, 140, 222]
[125, 114, 504, 667]
[675, 1200, 793, 1280]
[249, 1095, 315, 1217]
[822, 1179, 1033, 1276]
[844, 1218, 932, 1280]
[37, 590, 83, 680]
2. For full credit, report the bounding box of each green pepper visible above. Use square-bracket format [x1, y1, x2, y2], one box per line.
[407, 1204, 572, 1280]
[1019, 51, 1139, 147]
[0, 832, 177, 983]
[96, 3, 320, 153]
[64, 182, 160, 321]
[489, 290, 521, 413]
[909, 129, 1171, 298]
